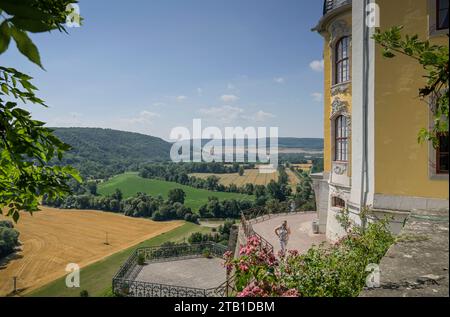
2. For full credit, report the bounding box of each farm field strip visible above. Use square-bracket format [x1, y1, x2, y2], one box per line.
[291, 163, 313, 171]
[0, 207, 182, 296]
[189, 169, 278, 186]
[28, 222, 210, 297]
[286, 169, 301, 187]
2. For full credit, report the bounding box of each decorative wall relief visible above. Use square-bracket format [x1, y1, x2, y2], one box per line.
[328, 20, 351, 48]
[331, 83, 350, 96]
[333, 163, 347, 175]
[331, 97, 349, 117]
[329, 185, 348, 200]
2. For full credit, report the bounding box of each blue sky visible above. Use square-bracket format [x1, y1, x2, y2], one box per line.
[1, 0, 325, 141]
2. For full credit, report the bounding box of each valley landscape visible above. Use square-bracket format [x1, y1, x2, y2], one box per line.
[0, 127, 322, 297]
[0, 0, 447, 302]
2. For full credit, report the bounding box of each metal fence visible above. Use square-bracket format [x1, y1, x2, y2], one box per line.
[112, 242, 235, 297]
[113, 273, 237, 297]
[323, 0, 351, 15]
[240, 207, 275, 254]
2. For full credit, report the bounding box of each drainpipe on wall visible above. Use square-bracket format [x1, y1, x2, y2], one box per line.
[360, 0, 370, 228]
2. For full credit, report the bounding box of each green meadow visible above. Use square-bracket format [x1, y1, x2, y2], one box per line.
[98, 172, 254, 211]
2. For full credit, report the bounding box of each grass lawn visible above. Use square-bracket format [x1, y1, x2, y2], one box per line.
[98, 172, 254, 211]
[27, 222, 211, 297]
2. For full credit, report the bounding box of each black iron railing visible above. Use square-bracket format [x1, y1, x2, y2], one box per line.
[239, 203, 309, 254]
[240, 207, 275, 254]
[323, 0, 351, 15]
[112, 242, 235, 297]
[113, 273, 237, 297]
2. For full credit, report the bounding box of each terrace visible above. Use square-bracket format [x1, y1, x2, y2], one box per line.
[240, 207, 327, 256]
[112, 242, 234, 297]
[113, 209, 327, 297]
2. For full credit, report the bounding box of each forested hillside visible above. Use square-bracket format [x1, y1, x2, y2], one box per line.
[51, 128, 171, 179]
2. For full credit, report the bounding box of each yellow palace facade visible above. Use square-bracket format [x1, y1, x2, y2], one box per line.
[312, 0, 449, 241]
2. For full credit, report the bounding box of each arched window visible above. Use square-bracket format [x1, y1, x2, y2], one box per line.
[335, 36, 350, 84]
[437, 132, 449, 174]
[332, 197, 346, 208]
[335, 115, 348, 162]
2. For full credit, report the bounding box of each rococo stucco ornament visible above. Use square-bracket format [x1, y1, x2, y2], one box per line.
[331, 97, 349, 117]
[333, 163, 347, 175]
[331, 83, 350, 96]
[329, 185, 348, 200]
[330, 97, 352, 132]
[328, 20, 351, 47]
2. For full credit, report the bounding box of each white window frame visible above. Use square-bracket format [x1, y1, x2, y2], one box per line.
[429, 0, 449, 37]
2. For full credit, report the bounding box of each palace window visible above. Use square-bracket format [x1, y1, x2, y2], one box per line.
[335, 36, 350, 84]
[436, 133, 449, 174]
[332, 197, 346, 208]
[335, 115, 349, 162]
[437, 0, 449, 30]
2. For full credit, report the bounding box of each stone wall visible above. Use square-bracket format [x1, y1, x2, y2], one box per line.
[360, 209, 449, 297]
[311, 172, 330, 234]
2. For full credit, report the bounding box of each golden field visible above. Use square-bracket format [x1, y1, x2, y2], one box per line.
[190, 168, 278, 186]
[286, 169, 301, 187]
[291, 163, 313, 171]
[0, 207, 182, 296]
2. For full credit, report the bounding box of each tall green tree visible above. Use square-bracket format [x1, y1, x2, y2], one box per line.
[0, 0, 82, 222]
[168, 188, 186, 204]
[373, 26, 449, 147]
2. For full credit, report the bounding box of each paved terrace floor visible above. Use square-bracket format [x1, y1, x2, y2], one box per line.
[252, 212, 327, 254]
[135, 257, 226, 289]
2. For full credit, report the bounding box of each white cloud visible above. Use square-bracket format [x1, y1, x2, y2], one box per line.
[176, 95, 187, 102]
[227, 83, 235, 90]
[199, 105, 244, 124]
[251, 110, 276, 123]
[311, 92, 323, 102]
[152, 102, 165, 107]
[220, 94, 240, 103]
[274, 77, 285, 84]
[310, 59, 324, 72]
[199, 106, 275, 125]
[122, 111, 160, 124]
[197, 88, 203, 96]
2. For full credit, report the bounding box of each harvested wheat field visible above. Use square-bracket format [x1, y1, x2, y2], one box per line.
[0, 207, 182, 296]
[291, 163, 313, 171]
[190, 168, 278, 187]
[286, 169, 301, 188]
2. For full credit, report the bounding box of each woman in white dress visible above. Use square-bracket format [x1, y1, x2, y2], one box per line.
[274, 220, 291, 255]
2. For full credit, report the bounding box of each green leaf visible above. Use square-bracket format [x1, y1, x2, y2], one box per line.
[0, 20, 11, 54]
[0, 0, 51, 21]
[1, 83, 9, 94]
[10, 26, 44, 69]
[10, 17, 55, 33]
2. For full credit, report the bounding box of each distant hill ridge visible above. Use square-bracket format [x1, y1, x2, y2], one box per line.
[191, 137, 323, 150]
[50, 127, 323, 178]
[51, 127, 171, 178]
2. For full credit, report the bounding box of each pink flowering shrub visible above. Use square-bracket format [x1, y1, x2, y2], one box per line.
[224, 236, 300, 297]
[225, 219, 394, 297]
